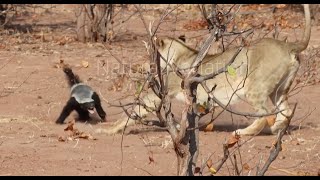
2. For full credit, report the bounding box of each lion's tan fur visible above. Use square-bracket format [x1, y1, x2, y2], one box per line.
[96, 4, 311, 136]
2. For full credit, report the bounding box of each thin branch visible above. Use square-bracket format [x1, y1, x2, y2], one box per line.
[213, 143, 230, 173]
[152, 5, 182, 36]
[256, 103, 297, 176]
[0, 70, 37, 98]
[0, 57, 14, 71]
[200, 82, 285, 118]
[191, 29, 218, 69]
[233, 154, 240, 176]
[198, 152, 215, 176]
[119, 116, 130, 176]
[102, 44, 133, 73]
[193, 47, 243, 83]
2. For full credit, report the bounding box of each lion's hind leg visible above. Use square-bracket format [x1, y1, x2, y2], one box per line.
[267, 63, 298, 134]
[233, 91, 270, 136]
[267, 82, 295, 135]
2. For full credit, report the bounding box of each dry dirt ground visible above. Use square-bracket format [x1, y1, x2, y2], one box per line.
[0, 4, 320, 176]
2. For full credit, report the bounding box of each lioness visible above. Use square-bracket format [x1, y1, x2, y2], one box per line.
[96, 4, 311, 136]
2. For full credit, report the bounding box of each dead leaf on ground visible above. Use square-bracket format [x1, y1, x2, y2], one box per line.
[58, 136, 66, 142]
[61, 121, 97, 140]
[56, 36, 74, 45]
[53, 59, 66, 69]
[209, 167, 217, 175]
[148, 156, 155, 164]
[206, 159, 213, 168]
[297, 171, 311, 176]
[243, 163, 251, 171]
[82, 60, 89, 68]
[64, 121, 75, 131]
[290, 139, 300, 146]
[194, 167, 201, 174]
[71, 128, 81, 137]
[204, 122, 214, 132]
[57, 39, 66, 46]
[77, 132, 97, 140]
[227, 134, 241, 148]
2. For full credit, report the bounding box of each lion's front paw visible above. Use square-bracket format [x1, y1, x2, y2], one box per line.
[232, 129, 256, 136]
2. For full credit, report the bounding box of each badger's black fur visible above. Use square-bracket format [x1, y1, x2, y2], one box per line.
[55, 67, 107, 124]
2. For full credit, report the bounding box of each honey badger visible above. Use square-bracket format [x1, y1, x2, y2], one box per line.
[56, 67, 107, 124]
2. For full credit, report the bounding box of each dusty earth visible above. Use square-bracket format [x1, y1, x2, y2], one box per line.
[0, 4, 320, 176]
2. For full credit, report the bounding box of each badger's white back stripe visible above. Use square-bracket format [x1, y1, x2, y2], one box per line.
[71, 83, 94, 104]
[70, 83, 87, 91]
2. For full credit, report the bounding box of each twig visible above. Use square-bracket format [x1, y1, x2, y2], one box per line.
[213, 143, 229, 173]
[198, 152, 215, 175]
[119, 116, 131, 176]
[73, 138, 79, 148]
[112, 10, 138, 29]
[206, 133, 257, 175]
[30, 120, 42, 131]
[133, 165, 154, 176]
[102, 46, 133, 73]
[0, 57, 14, 71]
[256, 103, 297, 176]
[290, 107, 315, 128]
[0, 70, 37, 97]
[233, 154, 240, 175]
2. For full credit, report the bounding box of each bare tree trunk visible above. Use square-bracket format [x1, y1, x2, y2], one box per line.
[76, 5, 86, 42]
[96, 4, 107, 42]
[176, 120, 199, 176]
[176, 137, 189, 176]
[175, 81, 200, 176]
[160, 75, 199, 176]
[189, 115, 199, 175]
[133, 4, 221, 176]
[101, 4, 114, 42]
[0, 4, 8, 26]
[76, 4, 114, 43]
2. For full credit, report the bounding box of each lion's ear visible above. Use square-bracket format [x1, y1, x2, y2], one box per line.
[156, 38, 164, 47]
[178, 35, 186, 43]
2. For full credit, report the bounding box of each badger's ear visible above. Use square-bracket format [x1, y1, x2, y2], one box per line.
[178, 35, 186, 43]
